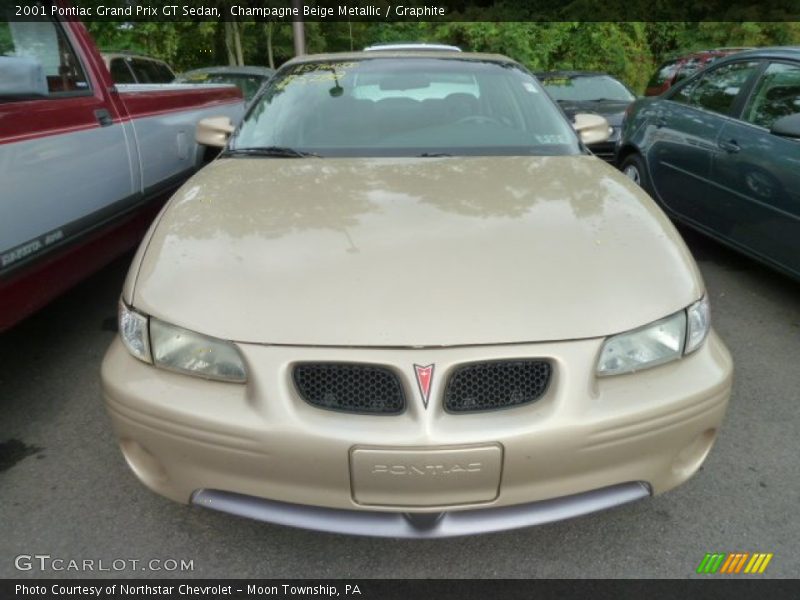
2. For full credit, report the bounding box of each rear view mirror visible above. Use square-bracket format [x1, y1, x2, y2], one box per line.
[0, 56, 48, 99]
[770, 113, 800, 139]
[573, 113, 611, 145]
[196, 116, 235, 148]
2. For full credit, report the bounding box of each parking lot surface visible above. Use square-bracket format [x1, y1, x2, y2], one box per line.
[1, 227, 798, 578]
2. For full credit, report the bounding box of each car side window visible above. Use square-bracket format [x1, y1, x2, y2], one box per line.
[110, 58, 135, 84]
[0, 17, 90, 97]
[647, 59, 679, 88]
[670, 77, 699, 105]
[150, 61, 175, 83]
[679, 61, 760, 115]
[129, 58, 174, 84]
[128, 59, 151, 83]
[742, 62, 800, 129]
[674, 58, 703, 84]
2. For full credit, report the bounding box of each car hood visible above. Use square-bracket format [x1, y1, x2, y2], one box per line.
[132, 156, 703, 346]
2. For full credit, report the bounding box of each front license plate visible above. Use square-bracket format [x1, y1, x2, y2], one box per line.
[350, 444, 503, 507]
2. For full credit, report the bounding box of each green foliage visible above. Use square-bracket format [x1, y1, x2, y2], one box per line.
[86, 21, 800, 90]
[674, 21, 800, 52]
[0, 21, 13, 54]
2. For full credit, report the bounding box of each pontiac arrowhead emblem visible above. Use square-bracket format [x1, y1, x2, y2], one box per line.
[414, 364, 435, 409]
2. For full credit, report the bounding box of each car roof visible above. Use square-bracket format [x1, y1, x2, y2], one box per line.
[710, 46, 800, 62]
[658, 48, 752, 65]
[179, 66, 275, 77]
[535, 70, 611, 79]
[282, 50, 517, 68]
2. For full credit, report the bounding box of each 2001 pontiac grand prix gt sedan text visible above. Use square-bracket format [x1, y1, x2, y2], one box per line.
[101, 50, 733, 538]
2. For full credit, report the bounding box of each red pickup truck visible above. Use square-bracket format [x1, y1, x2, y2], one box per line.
[0, 13, 244, 331]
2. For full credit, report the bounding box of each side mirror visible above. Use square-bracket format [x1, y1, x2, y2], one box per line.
[573, 113, 611, 145]
[770, 113, 800, 139]
[0, 56, 48, 99]
[196, 116, 235, 148]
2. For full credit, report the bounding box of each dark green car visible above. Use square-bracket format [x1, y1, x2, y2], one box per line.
[618, 47, 800, 279]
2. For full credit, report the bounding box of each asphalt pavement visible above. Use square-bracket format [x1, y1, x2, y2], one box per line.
[1, 226, 799, 579]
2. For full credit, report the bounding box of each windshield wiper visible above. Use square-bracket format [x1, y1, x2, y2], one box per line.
[222, 146, 321, 158]
[417, 152, 453, 157]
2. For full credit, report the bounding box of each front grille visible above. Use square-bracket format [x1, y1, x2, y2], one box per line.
[293, 363, 405, 415]
[444, 360, 551, 413]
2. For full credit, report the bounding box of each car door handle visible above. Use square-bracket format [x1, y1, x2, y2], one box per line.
[718, 139, 740, 153]
[94, 108, 113, 127]
[655, 117, 667, 128]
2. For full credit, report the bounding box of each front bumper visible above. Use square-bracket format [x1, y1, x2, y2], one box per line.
[101, 332, 732, 537]
[191, 483, 650, 538]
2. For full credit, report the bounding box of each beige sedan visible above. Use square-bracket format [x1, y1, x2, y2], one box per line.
[102, 50, 733, 538]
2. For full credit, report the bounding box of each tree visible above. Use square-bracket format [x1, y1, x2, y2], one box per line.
[86, 20, 800, 90]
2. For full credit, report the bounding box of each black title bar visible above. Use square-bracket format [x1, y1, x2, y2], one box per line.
[5, 0, 800, 22]
[4, 579, 800, 600]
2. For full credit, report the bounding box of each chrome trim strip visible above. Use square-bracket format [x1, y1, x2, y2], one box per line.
[191, 482, 651, 538]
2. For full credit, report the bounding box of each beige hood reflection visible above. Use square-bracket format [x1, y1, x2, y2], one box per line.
[133, 155, 702, 346]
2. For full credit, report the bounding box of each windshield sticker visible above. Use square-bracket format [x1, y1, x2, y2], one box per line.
[275, 62, 357, 92]
[534, 134, 570, 144]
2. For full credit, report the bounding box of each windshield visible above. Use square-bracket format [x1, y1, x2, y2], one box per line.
[232, 58, 580, 157]
[538, 74, 635, 102]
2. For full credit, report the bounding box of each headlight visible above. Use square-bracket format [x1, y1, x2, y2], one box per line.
[150, 318, 247, 383]
[596, 296, 711, 376]
[597, 311, 686, 376]
[117, 300, 247, 383]
[119, 301, 151, 363]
